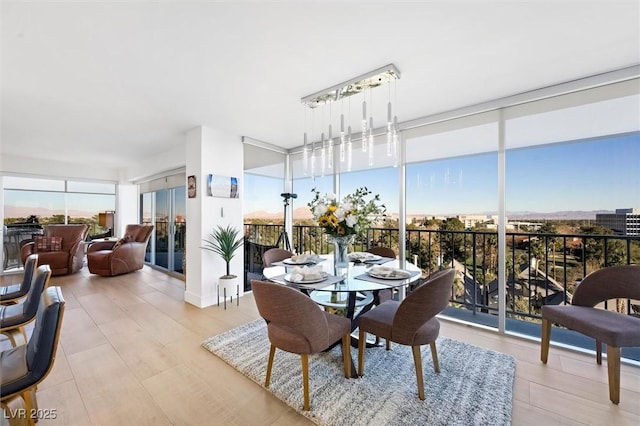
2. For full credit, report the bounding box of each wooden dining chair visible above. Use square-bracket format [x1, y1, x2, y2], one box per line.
[357, 268, 455, 400]
[251, 279, 352, 410]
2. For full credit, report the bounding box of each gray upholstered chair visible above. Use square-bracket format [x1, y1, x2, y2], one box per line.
[0, 265, 52, 347]
[541, 264, 640, 404]
[357, 268, 455, 401]
[0, 254, 38, 304]
[0, 286, 65, 426]
[250, 279, 352, 411]
[261, 248, 293, 267]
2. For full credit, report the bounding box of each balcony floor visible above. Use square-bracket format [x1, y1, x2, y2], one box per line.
[2, 266, 638, 425]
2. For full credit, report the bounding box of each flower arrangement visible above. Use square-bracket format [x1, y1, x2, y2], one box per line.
[308, 187, 386, 238]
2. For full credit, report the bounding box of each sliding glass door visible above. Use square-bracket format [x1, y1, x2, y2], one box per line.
[141, 185, 185, 276]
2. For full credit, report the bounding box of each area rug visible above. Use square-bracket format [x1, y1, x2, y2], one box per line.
[202, 319, 515, 426]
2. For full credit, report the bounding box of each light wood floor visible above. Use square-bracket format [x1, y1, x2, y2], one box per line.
[1, 266, 638, 426]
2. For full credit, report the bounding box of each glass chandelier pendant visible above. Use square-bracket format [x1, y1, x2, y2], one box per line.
[361, 99, 368, 152]
[392, 116, 399, 168]
[386, 101, 393, 157]
[302, 132, 309, 175]
[368, 117, 374, 166]
[327, 124, 333, 170]
[310, 141, 316, 178]
[320, 132, 326, 176]
[347, 125, 353, 172]
[339, 113, 346, 163]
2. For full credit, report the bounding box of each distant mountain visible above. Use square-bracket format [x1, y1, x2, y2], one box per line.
[244, 209, 614, 221]
[4, 205, 97, 220]
[504, 210, 613, 220]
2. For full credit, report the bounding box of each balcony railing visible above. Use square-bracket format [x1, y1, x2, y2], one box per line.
[245, 223, 640, 321]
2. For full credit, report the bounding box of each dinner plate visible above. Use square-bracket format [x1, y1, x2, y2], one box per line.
[367, 268, 411, 280]
[284, 273, 327, 284]
[283, 256, 319, 265]
[348, 252, 382, 262]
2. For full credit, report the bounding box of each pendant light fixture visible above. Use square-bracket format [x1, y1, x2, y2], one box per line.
[301, 64, 400, 173]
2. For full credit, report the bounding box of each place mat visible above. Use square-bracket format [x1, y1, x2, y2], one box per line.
[272, 257, 326, 267]
[354, 270, 420, 285]
[269, 273, 344, 289]
[361, 256, 395, 265]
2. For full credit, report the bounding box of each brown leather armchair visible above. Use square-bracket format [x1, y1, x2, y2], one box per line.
[20, 224, 89, 276]
[87, 224, 154, 277]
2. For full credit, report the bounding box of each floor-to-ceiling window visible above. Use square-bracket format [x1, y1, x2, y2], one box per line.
[2, 176, 116, 273]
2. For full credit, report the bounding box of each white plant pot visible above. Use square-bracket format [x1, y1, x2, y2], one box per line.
[218, 276, 239, 300]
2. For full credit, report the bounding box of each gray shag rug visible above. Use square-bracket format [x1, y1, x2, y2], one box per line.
[202, 319, 515, 426]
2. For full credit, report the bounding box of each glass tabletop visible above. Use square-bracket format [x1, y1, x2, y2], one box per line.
[266, 257, 421, 293]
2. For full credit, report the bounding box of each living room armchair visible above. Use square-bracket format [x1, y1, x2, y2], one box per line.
[19, 224, 89, 276]
[86, 224, 154, 277]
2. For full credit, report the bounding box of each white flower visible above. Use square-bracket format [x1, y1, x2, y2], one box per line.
[335, 207, 346, 221]
[313, 203, 327, 218]
[341, 200, 353, 212]
[327, 193, 337, 201]
[345, 214, 357, 227]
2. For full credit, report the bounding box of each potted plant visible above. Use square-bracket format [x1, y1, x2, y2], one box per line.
[202, 225, 244, 299]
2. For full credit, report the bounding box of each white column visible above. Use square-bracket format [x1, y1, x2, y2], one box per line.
[185, 126, 244, 308]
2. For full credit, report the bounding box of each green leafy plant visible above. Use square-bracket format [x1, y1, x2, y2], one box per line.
[202, 225, 244, 278]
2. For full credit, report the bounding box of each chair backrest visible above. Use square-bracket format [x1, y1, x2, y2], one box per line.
[26, 286, 65, 382]
[18, 254, 38, 294]
[572, 265, 640, 307]
[251, 280, 330, 352]
[366, 246, 396, 259]
[122, 224, 154, 244]
[21, 265, 52, 320]
[262, 248, 293, 267]
[393, 268, 455, 341]
[0, 286, 64, 398]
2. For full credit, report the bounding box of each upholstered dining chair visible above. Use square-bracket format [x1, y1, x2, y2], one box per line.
[357, 268, 455, 401]
[262, 248, 294, 267]
[0, 286, 65, 426]
[0, 254, 38, 305]
[0, 265, 52, 347]
[250, 279, 352, 411]
[540, 264, 640, 404]
[366, 246, 396, 259]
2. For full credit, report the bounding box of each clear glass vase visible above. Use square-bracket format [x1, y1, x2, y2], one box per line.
[329, 234, 355, 280]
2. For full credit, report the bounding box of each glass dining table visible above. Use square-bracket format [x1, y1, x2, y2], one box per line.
[264, 255, 421, 327]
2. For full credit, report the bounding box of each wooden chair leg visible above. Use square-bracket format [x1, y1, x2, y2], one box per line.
[596, 340, 602, 365]
[607, 346, 621, 404]
[385, 339, 390, 350]
[22, 388, 35, 426]
[430, 341, 440, 373]
[342, 334, 351, 378]
[1, 394, 29, 426]
[265, 344, 275, 388]
[357, 328, 366, 376]
[412, 345, 425, 400]
[301, 353, 309, 410]
[540, 318, 551, 364]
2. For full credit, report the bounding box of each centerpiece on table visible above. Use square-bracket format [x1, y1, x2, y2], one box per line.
[308, 187, 386, 279]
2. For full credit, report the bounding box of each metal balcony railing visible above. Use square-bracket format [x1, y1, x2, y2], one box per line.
[244, 223, 640, 323]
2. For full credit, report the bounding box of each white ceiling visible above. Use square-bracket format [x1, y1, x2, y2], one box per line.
[2, 1, 639, 171]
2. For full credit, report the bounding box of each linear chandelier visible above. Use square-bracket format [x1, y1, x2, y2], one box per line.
[301, 64, 401, 177]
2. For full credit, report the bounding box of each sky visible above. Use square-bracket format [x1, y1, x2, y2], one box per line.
[244, 133, 640, 217]
[4, 133, 639, 220]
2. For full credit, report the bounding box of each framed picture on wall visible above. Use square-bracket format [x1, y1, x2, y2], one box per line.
[187, 175, 196, 198]
[207, 174, 239, 198]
